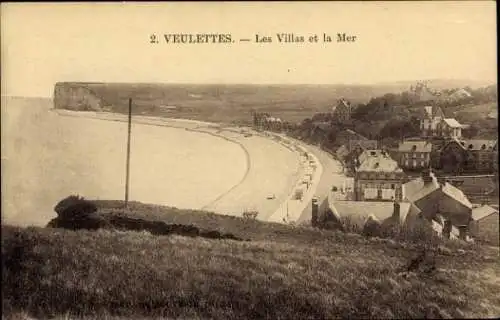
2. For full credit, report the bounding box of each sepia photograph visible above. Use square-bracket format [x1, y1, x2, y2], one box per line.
[1, 1, 498, 319]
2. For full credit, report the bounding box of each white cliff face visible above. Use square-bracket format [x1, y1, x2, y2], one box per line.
[53, 83, 104, 111]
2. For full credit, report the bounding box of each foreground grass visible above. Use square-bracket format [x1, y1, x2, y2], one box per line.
[3, 215, 500, 320]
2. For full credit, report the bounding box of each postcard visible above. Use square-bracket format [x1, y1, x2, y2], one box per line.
[1, 2, 498, 319]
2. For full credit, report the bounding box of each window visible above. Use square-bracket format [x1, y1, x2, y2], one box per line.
[391, 184, 395, 189]
[421, 161, 425, 167]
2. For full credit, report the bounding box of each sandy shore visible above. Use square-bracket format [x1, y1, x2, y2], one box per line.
[4, 101, 340, 226]
[51, 109, 306, 221]
[2, 103, 247, 226]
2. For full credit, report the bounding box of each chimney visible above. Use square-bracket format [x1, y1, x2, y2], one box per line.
[436, 176, 447, 188]
[393, 201, 401, 220]
[311, 197, 319, 227]
[458, 226, 467, 241]
[422, 168, 433, 184]
[443, 219, 452, 239]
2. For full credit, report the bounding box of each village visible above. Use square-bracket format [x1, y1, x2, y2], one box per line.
[251, 82, 499, 246]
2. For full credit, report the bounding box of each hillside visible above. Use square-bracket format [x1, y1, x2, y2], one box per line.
[2, 201, 500, 319]
[51, 82, 423, 124]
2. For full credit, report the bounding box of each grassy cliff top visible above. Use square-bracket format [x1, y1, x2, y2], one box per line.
[2, 200, 499, 319]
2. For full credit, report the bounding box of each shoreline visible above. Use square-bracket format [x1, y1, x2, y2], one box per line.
[52, 109, 311, 222]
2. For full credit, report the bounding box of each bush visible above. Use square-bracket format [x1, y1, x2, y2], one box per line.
[53, 195, 97, 220]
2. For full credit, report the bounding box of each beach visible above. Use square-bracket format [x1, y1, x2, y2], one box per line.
[2, 97, 322, 226]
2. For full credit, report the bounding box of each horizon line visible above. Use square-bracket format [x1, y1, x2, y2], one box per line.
[3, 78, 497, 99]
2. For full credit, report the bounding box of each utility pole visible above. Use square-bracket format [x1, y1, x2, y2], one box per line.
[125, 98, 132, 207]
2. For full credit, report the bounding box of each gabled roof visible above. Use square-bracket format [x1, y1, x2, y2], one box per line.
[398, 141, 433, 153]
[442, 137, 467, 151]
[349, 140, 377, 151]
[422, 105, 444, 118]
[403, 171, 472, 210]
[441, 183, 472, 209]
[403, 173, 441, 203]
[472, 205, 498, 221]
[332, 98, 352, 114]
[463, 140, 497, 151]
[337, 98, 351, 109]
[442, 118, 462, 128]
[328, 200, 415, 228]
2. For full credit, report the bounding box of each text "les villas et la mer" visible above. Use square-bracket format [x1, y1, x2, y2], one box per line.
[255, 33, 357, 43]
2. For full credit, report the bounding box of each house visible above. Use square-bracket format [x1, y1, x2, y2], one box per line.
[335, 145, 349, 163]
[332, 98, 353, 123]
[354, 150, 406, 202]
[410, 82, 440, 103]
[420, 105, 445, 137]
[446, 88, 472, 102]
[328, 200, 415, 228]
[397, 140, 433, 170]
[438, 139, 497, 174]
[438, 138, 469, 174]
[349, 139, 378, 153]
[469, 205, 499, 246]
[463, 140, 497, 173]
[403, 169, 473, 239]
[317, 195, 442, 238]
[335, 129, 367, 148]
[437, 118, 463, 139]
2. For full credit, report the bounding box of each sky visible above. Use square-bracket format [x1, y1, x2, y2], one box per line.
[1, 1, 497, 97]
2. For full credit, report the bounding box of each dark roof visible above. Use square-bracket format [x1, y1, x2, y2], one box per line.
[463, 140, 497, 151]
[443, 138, 467, 151]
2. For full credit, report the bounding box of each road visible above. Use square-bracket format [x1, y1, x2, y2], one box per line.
[296, 145, 348, 223]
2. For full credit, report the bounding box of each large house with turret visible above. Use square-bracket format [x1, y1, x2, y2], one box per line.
[332, 98, 353, 124]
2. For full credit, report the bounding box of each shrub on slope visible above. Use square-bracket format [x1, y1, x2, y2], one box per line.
[48, 198, 245, 241]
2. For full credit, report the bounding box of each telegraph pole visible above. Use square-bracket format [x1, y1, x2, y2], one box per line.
[125, 98, 132, 207]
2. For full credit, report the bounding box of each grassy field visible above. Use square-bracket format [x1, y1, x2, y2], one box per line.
[2, 201, 500, 319]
